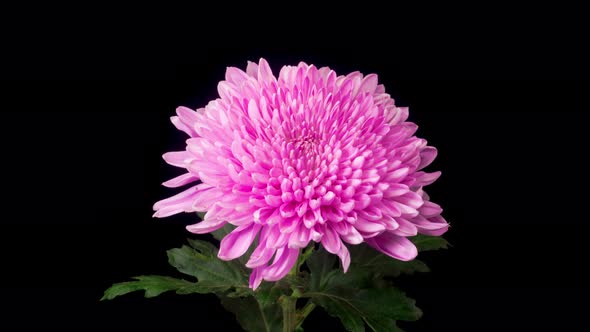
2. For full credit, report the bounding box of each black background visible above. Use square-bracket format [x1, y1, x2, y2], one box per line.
[2, 7, 589, 331]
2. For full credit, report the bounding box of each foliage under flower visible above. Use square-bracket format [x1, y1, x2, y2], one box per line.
[103, 224, 449, 332]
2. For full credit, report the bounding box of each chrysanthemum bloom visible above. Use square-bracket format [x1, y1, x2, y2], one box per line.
[154, 59, 448, 289]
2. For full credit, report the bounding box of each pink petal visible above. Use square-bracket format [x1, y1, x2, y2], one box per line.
[419, 201, 443, 218]
[171, 116, 195, 137]
[218, 223, 261, 260]
[249, 267, 264, 290]
[391, 217, 418, 236]
[262, 247, 299, 282]
[321, 225, 342, 254]
[265, 226, 289, 249]
[225, 67, 250, 85]
[153, 184, 212, 217]
[359, 74, 378, 94]
[413, 215, 449, 236]
[367, 232, 418, 261]
[162, 172, 199, 188]
[257, 58, 276, 86]
[354, 218, 386, 233]
[336, 244, 351, 272]
[162, 151, 192, 168]
[288, 223, 312, 248]
[332, 222, 364, 245]
[170, 106, 199, 137]
[418, 146, 438, 170]
[412, 171, 441, 188]
[246, 238, 276, 268]
[246, 61, 258, 78]
[186, 217, 226, 234]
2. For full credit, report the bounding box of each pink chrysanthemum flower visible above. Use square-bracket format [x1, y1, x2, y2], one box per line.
[154, 59, 449, 289]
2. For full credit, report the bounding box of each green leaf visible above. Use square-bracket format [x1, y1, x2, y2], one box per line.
[306, 247, 338, 290]
[409, 234, 450, 251]
[101, 275, 196, 300]
[219, 285, 284, 332]
[306, 248, 422, 332]
[307, 286, 420, 332]
[167, 240, 247, 293]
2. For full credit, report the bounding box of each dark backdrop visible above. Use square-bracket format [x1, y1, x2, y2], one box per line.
[2, 10, 589, 332]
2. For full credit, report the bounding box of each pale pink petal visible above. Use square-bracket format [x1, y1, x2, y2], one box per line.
[225, 67, 250, 85]
[413, 215, 449, 236]
[246, 61, 258, 77]
[162, 172, 199, 188]
[321, 225, 342, 254]
[246, 238, 276, 268]
[336, 244, 351, 272]
[262, 247, 299, 282]
[186, 218, 226, 234]
[288, 223, 312, 248]
[354, 218, 386, 233]
[249, 267, 264, 290]
[412, 171, 441, 188]
[170, 106, 199, 137]
[162, 151, 192, 168]
[391, 217, 418, 236]
[367, 232, 418, 261]
[418, 146, 438, 170]
[257, 58, 276, 86]
[153, 183, 212, 217]
[218, 223, 262, 260]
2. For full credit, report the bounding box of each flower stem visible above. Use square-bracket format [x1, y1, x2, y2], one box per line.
[295, 300, 316, 329]
[281, 294, 297, 332]
[282, 260, 299, 332]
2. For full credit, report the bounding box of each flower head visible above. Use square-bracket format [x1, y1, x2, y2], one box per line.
[154, 59, 448, 289]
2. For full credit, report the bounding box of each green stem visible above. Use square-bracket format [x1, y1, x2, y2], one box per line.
[297, 245, 315, 270]
[281, 294, 297, 332]
[295, 300, 316, 329]
[282, 257, 300, 332]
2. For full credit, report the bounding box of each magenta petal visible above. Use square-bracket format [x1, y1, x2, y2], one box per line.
[321, 225, 342, 254]
[354, 218, 386, 233]
[412, 171, 441, 188]
[153, 184, 211, 217]
[414, 215, 449, 236]
[218, 223, 261, 260]
[265, 226, 289, 249]
[332, 222, 363, 245]
[246, 61, 258, 77]
[288, 223, 312, 248]
[162, 151, 192, 168]
[257, 58, 276, 86]
[262, 247, 299, 282]
[190, 187, 225, 212]
[171, 116, 195, 137]
[186, 218, 226, 234]
[419, 201, 443, 218]
[336, 244, 351, 272]
[249, 267, 264, 290]
[162, 172, 199, 188]
[246, 238, 276, 268]
[391, 217, 418, 236]
[367, 232, 418, 261]
[418, 147, 438, 170]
